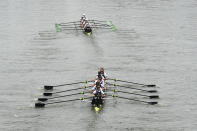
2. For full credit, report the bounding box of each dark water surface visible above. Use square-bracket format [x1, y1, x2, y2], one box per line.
[0, 0, 197, 130]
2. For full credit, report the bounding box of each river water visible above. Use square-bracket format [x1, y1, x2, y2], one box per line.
[0, 0, 197, 131]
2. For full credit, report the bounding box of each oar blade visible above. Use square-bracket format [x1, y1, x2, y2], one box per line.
[148, 90, 157, 93]
[43, 93, 52, 96]
[38, 98, 48, 102]
[35, 102, 45, 108]
[147, 84, 156, 87]
[148, 102, 158, 105]
[107, 21, 117, 31]
[149, 95, 159, 99]
[55, 24, 61, 32]
[44, 85, 53, 90]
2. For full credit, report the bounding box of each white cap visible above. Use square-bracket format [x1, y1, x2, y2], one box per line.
[82, 13, 86, 16]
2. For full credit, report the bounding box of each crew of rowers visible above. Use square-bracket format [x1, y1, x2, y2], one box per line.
[80, 14, 92, 33]
[90, 67, 107, 98]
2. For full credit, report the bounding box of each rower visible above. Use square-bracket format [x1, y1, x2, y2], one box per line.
[81, 13, 86, 19]
[91, 74, 105, 93]
[95, 74, 106, 90]
[80, 14, 86, 24]
[92, 82, 105, 97]
[82, 20, 89, 28]
[95, 67, 108, 81]
[91, 82, 104, 106]
[90, 79, 101, 93]
[80, 17, 86, 24]
[82, 20, 86, 28]
[100, 67, 108, 80]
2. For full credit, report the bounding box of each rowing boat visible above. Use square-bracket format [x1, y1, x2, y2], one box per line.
[54, 17, 117, 36]
[80, 17, 92, 36]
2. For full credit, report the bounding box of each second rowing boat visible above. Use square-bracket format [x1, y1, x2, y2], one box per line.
[80, 15, 92, 36]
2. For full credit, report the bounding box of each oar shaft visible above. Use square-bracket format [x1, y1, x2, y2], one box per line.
[109, 78, 156, 87]
[117, 96, 157, 104]
[46, 97, 92, 105]
[121, 85, 155, 92]
[61, 26, 81, 29]
[61, 29, 84, 31]
[118, 96, 147, 103]
[92, 26, 111, 29]
[48, 92, 84, 100]
[59, 21, 80, 25]
[59, 24, 80, 26]
[117, 90, 148, 97]
[89, 20, 107, 22]
[120, 80, 144, 85]
[54, 87, 84, 94]
[107, 83, 154, 92]
[120, 85, 157, 93]
[54, 81, 85, 87]
[92, 24, 110, 27]
[44, 82, 86, 90]
[116, 90, 159, 99]
[109, 78, 144, 85]
[46, 98, 80, 105]
[43, 86, 91, 96]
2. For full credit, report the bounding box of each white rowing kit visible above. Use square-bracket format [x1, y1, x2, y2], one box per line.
[93, 88, 104, 95]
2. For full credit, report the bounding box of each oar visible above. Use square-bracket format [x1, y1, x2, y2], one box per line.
[60, 26, 80, 28]
[93, 27, 112, 30]
[61, 26, 109, 30]
[108, 78, 156, 87]
[38, 91, 86, 102]
[61, 28, 84, 31]
[112, 95, 158, 105]
[92, 20, 117, 30]
[43, 86, 91, 96]
[44, 80, 91, 90]
[89, 20, 107, 23]
[35, 97, 92, 108]
[60, 26, 82, 29]
[59, 24, 81, 27]
[59, 21, 80, 25]
[106, 83, 157, 93]
[91, 26, 111, 29]
[55, 23, 81, 32]
[112, 89, 159, 99]
[92, 24, 110, 27]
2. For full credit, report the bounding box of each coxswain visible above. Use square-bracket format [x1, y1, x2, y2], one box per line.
[84, 24, 92, 33]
